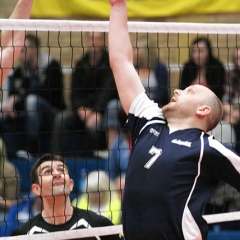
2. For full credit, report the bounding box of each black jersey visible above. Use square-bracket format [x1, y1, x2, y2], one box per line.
[12, 207, 122, 240]
[123, 92, 240, 240]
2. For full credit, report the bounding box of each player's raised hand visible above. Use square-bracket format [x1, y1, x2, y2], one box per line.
[108, 0, 125, 7]
[108, 0, 145, 114]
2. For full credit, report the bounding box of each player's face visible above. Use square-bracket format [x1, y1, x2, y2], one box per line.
[163, 85, 205, 119]
[36, 160, 74, 198]
[191, 41, 209, 67]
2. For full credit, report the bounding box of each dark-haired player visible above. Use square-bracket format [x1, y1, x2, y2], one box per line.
[12, 154, 123, 239]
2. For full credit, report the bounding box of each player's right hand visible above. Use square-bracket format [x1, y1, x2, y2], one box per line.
[108, 0, 125, 7]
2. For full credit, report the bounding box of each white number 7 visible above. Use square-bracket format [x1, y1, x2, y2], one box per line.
[144, 146, 162, 169]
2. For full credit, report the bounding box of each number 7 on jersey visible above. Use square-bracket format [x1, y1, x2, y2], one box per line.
[144, 146, 162, 169]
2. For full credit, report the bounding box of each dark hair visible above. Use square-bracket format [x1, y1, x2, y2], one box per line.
[25, 33, 40, 48]
[191, 37, 213, 60]
[31, 154, 69, 184]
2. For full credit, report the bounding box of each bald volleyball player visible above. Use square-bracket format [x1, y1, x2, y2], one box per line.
[107, 0, 240, 239]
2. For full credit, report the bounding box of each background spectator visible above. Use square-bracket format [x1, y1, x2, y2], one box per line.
[222, 48, 240, 105]
[0, 34, 66, 155]
[180, 36, 225, 100]
[51, 32, 118, 156]
[72, 170, 122, 225]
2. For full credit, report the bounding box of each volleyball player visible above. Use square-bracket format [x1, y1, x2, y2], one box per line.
[12, 154, 123, 239]
[108, 0, 240, 239]
[0, 0, 33, 86]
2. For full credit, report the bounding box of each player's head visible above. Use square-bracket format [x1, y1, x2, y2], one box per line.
[31, 154, 74, 198]
[162, 84, 223, 132]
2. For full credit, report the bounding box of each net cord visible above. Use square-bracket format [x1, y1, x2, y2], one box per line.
[0, 225, 122, 240]
[0, 19, 239, 34]
[0, 211, 240, 240]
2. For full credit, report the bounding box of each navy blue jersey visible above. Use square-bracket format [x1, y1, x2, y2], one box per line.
[122, 92, 240, 240]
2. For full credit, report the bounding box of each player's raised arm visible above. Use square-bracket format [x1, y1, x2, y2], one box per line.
[0, 0, 33, 86]
[108, 0, 145, 114]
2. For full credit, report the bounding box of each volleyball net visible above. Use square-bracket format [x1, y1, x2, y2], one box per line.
[0, 19, 240, 239]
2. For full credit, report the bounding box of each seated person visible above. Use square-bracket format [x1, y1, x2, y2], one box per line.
[72, 170, 122, 225]
[222, 48, 240, 105]
[1, 34, 66, 155]
[208, 104, 240, 149]
[180, 36, 225, 100]
[51, 32, 118, 156]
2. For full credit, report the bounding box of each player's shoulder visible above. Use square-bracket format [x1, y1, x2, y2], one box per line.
[204, 133, 238, 156]
[129, 92, 165, 121]
[11, 214, 42, 236]
[73, 207, 114, 227]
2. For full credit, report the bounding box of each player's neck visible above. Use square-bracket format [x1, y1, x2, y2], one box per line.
[42, 197, 73, 225]
[168, 118, 205, 132]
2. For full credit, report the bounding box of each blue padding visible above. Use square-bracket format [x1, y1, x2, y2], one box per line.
[8, 157, 35, 193]
[208, 231, 240, 240]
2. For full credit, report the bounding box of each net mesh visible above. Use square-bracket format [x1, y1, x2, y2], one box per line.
[0, 19, 240, 239]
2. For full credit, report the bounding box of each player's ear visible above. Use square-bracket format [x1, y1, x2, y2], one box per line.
[32, 183, 41, 196]
[196, 105, 211, 117]
[70, 179, 74, 192]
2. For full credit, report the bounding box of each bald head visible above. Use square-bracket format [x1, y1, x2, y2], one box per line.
[195, 85, 223, 131]
[163, 84, 223, 132]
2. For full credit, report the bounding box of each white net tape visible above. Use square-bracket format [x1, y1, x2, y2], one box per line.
[0, 211, 239, 239]
[0, 210, 238, 240]
[0, 19, 240, 34]
[0, 225, 122, 240]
